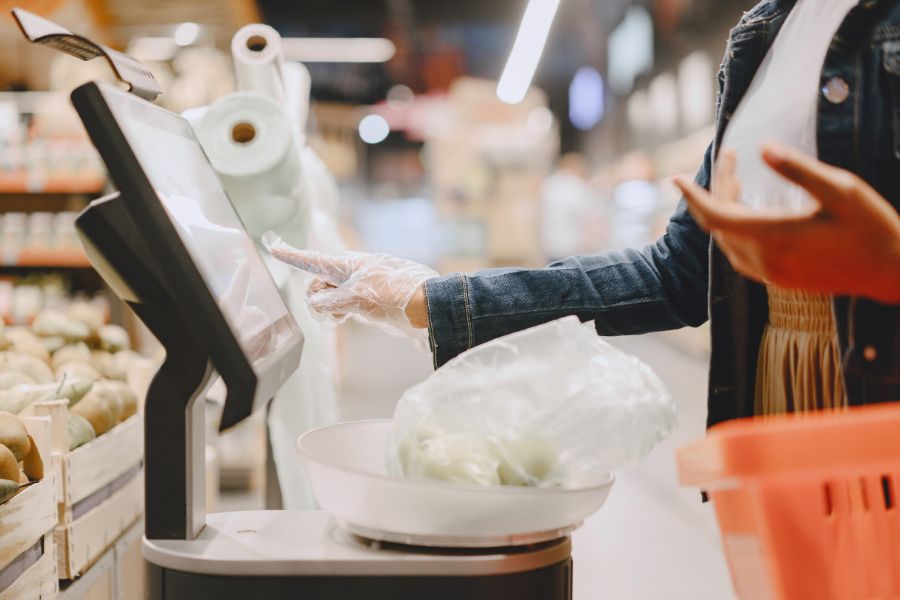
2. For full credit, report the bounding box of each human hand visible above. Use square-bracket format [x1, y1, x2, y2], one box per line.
[674, 143, 900, 304]
[263, 232, 437, 348]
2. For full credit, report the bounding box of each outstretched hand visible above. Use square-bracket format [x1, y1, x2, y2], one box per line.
[674, 142, 900, 304]
[263, 232, 437, 347]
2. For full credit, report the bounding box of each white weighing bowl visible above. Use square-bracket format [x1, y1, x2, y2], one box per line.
[297, 420, 614, 548]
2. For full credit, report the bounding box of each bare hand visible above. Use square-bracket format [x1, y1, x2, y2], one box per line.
[674, 143, 900, 304]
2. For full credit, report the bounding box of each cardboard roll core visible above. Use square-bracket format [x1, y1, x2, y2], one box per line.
[231, 122, 256, 144]
[246, 35, 267, 52]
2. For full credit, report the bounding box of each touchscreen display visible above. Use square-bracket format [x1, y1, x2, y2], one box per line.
[104, 91, 292, 362]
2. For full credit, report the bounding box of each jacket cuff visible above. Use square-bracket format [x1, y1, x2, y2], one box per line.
[424, 274, 472, 369]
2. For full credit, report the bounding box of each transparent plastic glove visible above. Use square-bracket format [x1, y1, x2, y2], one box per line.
[262, 232, 437, 351]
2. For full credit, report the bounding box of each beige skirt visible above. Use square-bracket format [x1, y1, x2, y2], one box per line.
[754, 286, 848, 415]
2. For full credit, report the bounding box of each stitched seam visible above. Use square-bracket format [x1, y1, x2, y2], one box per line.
[461, 274, 473, 350]
[874, 25, 900, 43]
[473, 298, 670, 321]
[855, 53, 862, 170]
[422, 280, 438, 370]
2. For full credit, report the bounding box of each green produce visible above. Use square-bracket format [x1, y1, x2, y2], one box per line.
[0, 479, 18, 504]
[0, 444, 18, 481]
[32, 309, 90, 340]
[98, 325, 130, 353]
[66, 414, 96, 450]
[95, 380, 138, 422]
[5, 330, 49, 361]
[105, 350, 139, 381]
[67, 301, 105, 334]
[51, 343, 92, 371]
[495, 436, 557, 486]
[0, 413, 30, 461]
[22, 435, 42, 480]
[0, 390, 35, 414]
[55, 361, 100, 383]
[0, 372, 34, 391]
[4, 380, 94, 408]
[90, 350, 114, 376]
[0, 353, 54, 384]
[40, 336, 66, 354]
[71, 390, 115, 436]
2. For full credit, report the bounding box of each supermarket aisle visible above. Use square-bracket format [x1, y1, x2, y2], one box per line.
[337, 321, 735, 600]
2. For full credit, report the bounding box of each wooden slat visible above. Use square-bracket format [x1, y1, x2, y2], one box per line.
[0, 535, 58, 600]
[56, 472, 143, 580]
[113, 520, 143, 600]
[0, 416, 56, 572]
[58, 545, 115, 600]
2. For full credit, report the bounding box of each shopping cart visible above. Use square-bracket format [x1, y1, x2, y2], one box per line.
[677, 403, 900, 600]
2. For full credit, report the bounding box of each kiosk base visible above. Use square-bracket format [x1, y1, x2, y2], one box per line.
[143, 510, 573, 600]
[146, 559, 573, 600]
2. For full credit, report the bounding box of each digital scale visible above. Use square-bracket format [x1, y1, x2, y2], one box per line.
[70, 81, 583, 600]
[12, 10, 614, 598]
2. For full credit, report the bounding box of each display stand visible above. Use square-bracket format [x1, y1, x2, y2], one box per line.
[76, 191, 211, 541]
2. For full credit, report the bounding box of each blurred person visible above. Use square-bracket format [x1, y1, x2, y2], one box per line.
[539, 153, 595, 262]
[270, 0, 900, 427]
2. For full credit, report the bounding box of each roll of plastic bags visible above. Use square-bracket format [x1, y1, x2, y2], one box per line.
[231, 24, 286, 107]
[387, 316, 677, 488]
[192, 92, 308, 247]
[281, 61, 312, 135]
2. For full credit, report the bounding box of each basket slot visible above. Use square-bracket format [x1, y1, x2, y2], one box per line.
[882, 475, 895, 511]
[860, 478, 870, 512]
[823, 482, 834, 517]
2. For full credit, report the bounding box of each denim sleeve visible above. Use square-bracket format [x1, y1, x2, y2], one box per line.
[424, 144, 714, 368]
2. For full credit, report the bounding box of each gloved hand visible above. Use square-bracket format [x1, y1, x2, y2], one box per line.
[262, 232, 438, 350]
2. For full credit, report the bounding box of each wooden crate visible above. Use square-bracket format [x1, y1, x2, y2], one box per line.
[0, 534, 58, 600]
[113, 520, 143, 600]
[31, 402, 144, 580]
[0, 415, 59, 598]
[58, 547, 115, 600]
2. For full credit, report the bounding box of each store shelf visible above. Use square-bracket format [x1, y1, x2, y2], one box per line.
[0, 179, 102, 194]
[0, 191, 100, 214]
[3, 250, 92, 269]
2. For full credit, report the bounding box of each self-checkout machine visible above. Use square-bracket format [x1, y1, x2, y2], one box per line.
[12, 9, 616, 599]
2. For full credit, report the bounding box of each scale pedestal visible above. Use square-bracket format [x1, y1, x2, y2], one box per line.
[144, 511, 572, 599]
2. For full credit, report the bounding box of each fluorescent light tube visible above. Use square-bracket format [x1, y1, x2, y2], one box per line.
[497, 0, 562, 104]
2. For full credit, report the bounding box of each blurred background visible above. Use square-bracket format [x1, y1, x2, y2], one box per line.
[0, 0, 744, 277]
[0, 1, 754, 597]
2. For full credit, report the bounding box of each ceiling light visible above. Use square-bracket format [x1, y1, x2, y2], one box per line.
[174, 22, 200, 47]
[496, 0, 562, 104]
[568, 66, 604, 130]
[281, 38, 396, 63]
[358, 114, 390, 144]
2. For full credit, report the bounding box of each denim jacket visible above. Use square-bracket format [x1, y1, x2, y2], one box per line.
[424, 0, 900, 429]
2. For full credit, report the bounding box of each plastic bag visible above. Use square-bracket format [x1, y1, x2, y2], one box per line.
[387, 317, 676, 488]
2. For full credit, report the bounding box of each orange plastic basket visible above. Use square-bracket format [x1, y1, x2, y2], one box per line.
[677, 403, 900, 600]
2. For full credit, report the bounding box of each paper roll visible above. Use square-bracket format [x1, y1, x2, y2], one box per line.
[193, 92, 308, 245]
[281, 61, 311, 133]
[231, 24, 286, 107]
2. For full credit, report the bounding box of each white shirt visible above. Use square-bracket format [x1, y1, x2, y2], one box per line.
[720, 0, 858, 212]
